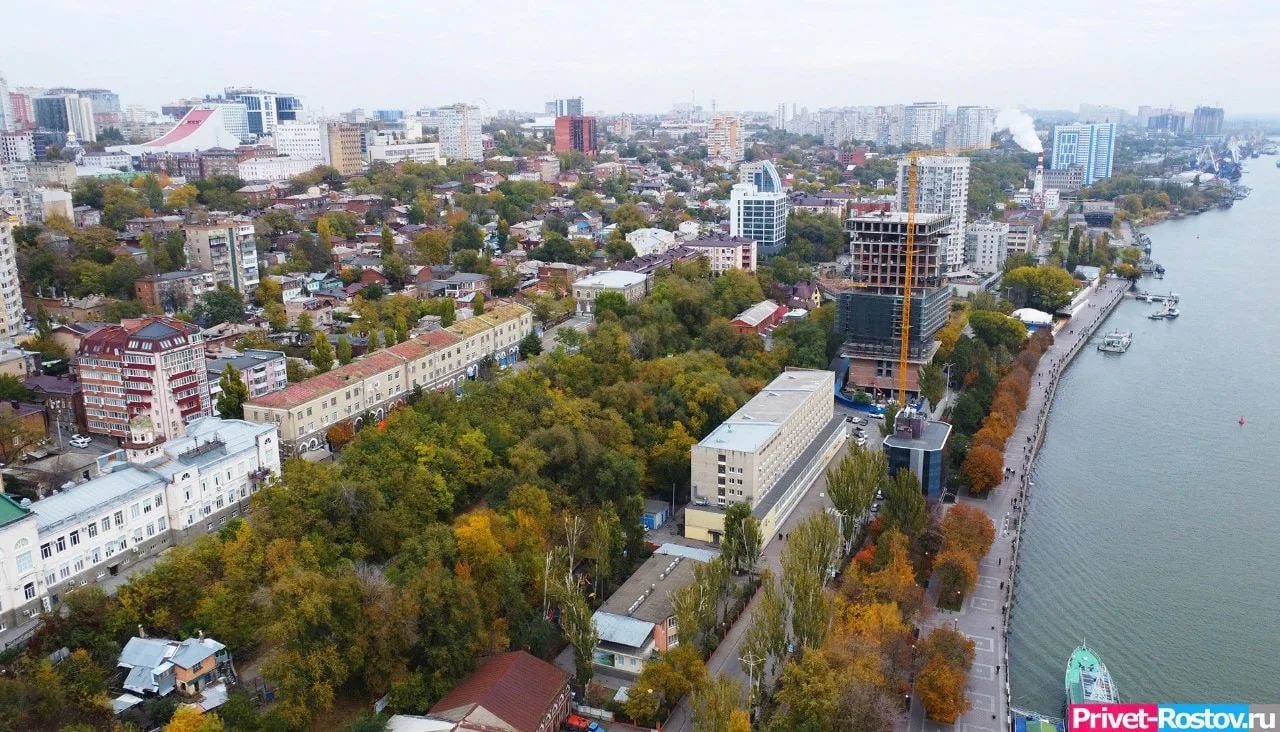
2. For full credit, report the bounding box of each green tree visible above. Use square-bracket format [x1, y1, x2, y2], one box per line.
[472, 292, 485, 315]
[0, 373, 34, 402]
[919, 362, 946, 408]
[722, 502, 763, 576]
[780, 512, 839, 649]
[691, 673, 744, 732]
[379, 225, 395, 258]
[264, 302, 288, 333]
[741, 569, 788, 680]
[553, 576, 597, 686]
[296, 312, 315, 342]
[216, 364, 249, 419]
[610, 202, 650, 234]
[192, 287, 246, 324]
[592, 291, 629, 321]
[312, 335, 335, 373]
[518, 331, 542, 358]
[772, 650, 841, 730]
[366, 328, 382, 351]
[285, 358, 310, 382]
[1003, 265, 1077, 312]
[336, 335, 354, 365]
[879, 401, 901, 437]
[968, 310, 1027, 352]
[825, 447, 885, 554]
[882, 468, 926, 538]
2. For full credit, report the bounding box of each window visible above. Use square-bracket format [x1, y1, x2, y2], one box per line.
[158, 517, 167, 531]
[41, 543, 52, 559]
[59, 565, 70, 579]
[131, 503, 140, 518]
[114, 511, 123, 527]
[101, 518, 110, 532]
[105, 542, 115, 557]
[146, 523, 155, 537]
[143, 502, 151, 514]
[74, 558, 84, 572]
[16, 551, 32, 573]
[154, 495, 163, 507]
[87, 523, 98, 538]
[24, 583, 36, 600]
[46, 572, 56, 585]
[70, 531, 79, 546]
[92, 548, 101, 564]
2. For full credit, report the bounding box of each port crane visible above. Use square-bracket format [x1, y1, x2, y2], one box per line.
[895, 144, 991, 404]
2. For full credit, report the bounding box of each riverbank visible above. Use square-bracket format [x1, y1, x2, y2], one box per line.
[904, 276, 1129, 732]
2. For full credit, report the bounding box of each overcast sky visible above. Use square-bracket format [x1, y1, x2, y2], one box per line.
[3, 0, 1275, 116]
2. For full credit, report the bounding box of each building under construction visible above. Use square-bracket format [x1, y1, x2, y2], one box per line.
[834, 211, 951, 399]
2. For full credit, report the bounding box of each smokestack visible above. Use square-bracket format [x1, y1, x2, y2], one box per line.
[1034, 153, 1045, 195]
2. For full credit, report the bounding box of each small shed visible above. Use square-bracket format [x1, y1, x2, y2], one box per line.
[641, 499, 671, 530]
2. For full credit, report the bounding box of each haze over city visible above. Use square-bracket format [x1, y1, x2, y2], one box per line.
[3, 0, 1275, 114]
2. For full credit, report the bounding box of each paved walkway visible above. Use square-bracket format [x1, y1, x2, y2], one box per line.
[904, 278, 1130, 732]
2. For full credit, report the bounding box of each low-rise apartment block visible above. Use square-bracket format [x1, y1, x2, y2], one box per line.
[183, 219, 260, 295]
[206, 349, 287, 403]
[571, 270, 649, 315]
[0, 416, 280, 633]
[245, 303, 532, 453]
[684, 235, 757, 274]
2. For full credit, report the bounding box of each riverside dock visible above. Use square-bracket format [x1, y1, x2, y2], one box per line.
[903, 276, 1130, 732]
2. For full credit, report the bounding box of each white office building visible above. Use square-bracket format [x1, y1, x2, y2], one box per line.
[0, 417, 280, 634]
[0, 132, 34, 163]
[437, 103, 483, 162]
[366, 140, 444, 165]
[272, 122, 328, 163]
[1050, 123, 1115, 185]
[964, 218, 1009, 274]
[625, 227, 677, 257]
[0, 72, 13, 132]
[730, 160, 787, 257]
[904, 102, 947, 146]
[223, 88, 305, 138]
[897, 156, 970, 272]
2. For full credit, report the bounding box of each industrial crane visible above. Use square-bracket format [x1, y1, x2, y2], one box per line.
[896, 144, 991, 405]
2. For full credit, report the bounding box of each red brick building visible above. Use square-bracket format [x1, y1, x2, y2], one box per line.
[424, 651, 571, 732]
[554, 116, 599, 156]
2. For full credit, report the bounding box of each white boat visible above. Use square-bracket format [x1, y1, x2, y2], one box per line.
[1097, 331, 1133, 353]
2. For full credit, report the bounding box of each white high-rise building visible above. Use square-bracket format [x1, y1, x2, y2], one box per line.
[0, 218, 27, 344]
[954, 106, 995, 148]
[774, 104, 787, 130]
[437, 103, 483, 161]
[1, 132, 34, 163]
[273, 121, 328, 163]
[0, 72, 13, 132]
[897, 156, 970, 273]
[211, 102, 250, 142]
[904, 102, 947, 146]
[223, 87, 305, 138]
[964, 218, 1009, 274]
[730, 160, 787, 257]
[707, 114, 745, 163]
[1050, 123, 1115, 185]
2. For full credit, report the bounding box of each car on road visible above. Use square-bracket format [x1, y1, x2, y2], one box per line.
[69, 435, 91, 449]
[853, 427, 866, 437]
[564, 714, 603, 732]
[875, 489, 885, 501]
[855, 436, 867, 447]
[870, 502, 881, 514]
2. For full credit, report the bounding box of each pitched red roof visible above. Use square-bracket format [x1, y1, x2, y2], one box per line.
[428, 651, 569, 732]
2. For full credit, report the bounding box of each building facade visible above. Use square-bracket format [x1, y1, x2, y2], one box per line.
[437, 103, 483, 162]
[882, 407, 951, 499]
[953, 105, 995, 148]
[272, 122, 328, 163]
[706, 115, 744, 163]
[0, 132, 34, 163]
[245, 304, 532, 454]
[904, 102, 947, 145]
[134, 270, 216, 313]
[207, 349, 288, 403]
[834, 212, 951, 399]
[553, 115, 599, 155]
[325, 123, 363, 176]
[0, 416, 280, 634]
[571, 271, 649, 315]
[1050, 123, 1114, 185]
[1191, 106, 1224, 137]
[964, 218, 1009, 274]
[0, 218, 25, 344]
[223, 88, 304, 137]
[77, 317, 213, 441]
[183, 220, 260, 294]
[897, 156, 970, 272]
[684, 235, 757, 274]
[365, 140, 444, 165]
[729, 160, 787, 257]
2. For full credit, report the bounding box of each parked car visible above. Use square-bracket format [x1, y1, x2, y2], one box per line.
[565, 714, 603, 732]
[875, 489, 885, 501]
[855, 436, 867, 447]
[69, 436, 92, 449]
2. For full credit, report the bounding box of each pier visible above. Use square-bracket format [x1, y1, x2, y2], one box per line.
[904, 277, 1129, 732]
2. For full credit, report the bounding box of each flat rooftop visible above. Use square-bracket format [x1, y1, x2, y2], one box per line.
[698, 369, 833, 454]
[575, 270, 648, 289]
[882, 420, 952, 452]
[598, 545, 706, 625]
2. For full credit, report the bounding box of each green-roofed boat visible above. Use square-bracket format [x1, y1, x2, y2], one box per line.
[1065, 644, 1118, 705]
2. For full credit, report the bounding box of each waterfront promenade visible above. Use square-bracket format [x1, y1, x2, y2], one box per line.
[904, 277, 1130, 732]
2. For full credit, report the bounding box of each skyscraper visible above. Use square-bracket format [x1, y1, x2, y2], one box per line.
[553, 116, 599, 155]
[33, 93, 96, 142]
[953, 106, 995, 148]
[437, 103, 483, 162]
[730, 160, 787, 256]
[896, 156, 970, 273]
[1191, 106, 1225, 137]
[1050, 123, 1115, 185]
[904, 102, 947, 146]
[0, 72, 12, 132]
[547, 97, 583, 116]
[707, 114, 744, 163]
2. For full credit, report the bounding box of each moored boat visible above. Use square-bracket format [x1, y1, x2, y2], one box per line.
[1097, 331, 1132, 352]
[1065, 644, 1118, 705]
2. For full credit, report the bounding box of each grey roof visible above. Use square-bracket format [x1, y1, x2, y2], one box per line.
[698, 370, 833, 454]
[207, 349, 285, 375]
[133, 320, 186, 339]
[119, 637, 172, 668]
[25, 374, 82, 395]
[642, 499, 670, 516]
[170, 637, 225, 668]
[598, 549, 704, 633]
[575, 270, 648, 289]
[124, 664, 170, 695]
[592, 612, 654, 648]
[654, 543, 718, 563]
[882, 420, 951, 452]
[31, 467, 164, 533]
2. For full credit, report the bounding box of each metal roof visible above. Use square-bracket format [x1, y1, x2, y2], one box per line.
[592, 612, 654, 648]
[575, 270, 648, 289]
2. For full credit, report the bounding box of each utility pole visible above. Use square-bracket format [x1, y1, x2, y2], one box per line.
[740, 650, 764, 719]
[542, 550, 553, 616]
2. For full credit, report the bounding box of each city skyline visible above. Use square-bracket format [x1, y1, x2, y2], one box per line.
[2, 0, 1273, 116]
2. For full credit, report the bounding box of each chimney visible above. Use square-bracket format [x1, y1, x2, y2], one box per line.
[138, 624, 146, 639]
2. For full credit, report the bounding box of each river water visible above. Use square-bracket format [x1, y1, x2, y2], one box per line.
[1008, 160, 1280, 711]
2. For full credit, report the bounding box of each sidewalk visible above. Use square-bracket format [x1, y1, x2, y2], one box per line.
[904, 278, 1129, 732]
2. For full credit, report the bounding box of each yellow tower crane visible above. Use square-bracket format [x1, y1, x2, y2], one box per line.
[896, 144, 991, 405]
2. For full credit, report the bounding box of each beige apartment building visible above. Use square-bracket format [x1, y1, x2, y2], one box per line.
[245, 303, 532, 453]
[571, 270, 649, 315]
[326, 123, 364, 177]
[685, 369, 841, 545]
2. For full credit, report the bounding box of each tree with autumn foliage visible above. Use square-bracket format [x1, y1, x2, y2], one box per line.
[916, 655, 971, 722]
[941, 504, 996, 560]
[962, 443, 1004, 494]
[934, 548, 978, 606]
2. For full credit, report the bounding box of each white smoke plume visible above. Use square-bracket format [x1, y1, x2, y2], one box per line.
[995, 108, 1043, 153]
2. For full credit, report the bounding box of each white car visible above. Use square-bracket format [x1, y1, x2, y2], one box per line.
[69, 435, 92, 449]
[855, 436, 867, 447]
